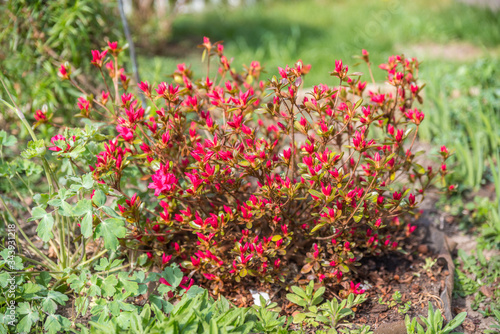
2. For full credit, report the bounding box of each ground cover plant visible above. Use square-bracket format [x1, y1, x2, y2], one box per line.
[0, 34, 466, 333]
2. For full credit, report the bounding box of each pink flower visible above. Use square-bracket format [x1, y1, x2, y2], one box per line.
[203, 273, 217, 280]
[34, 109, 47, 122]
[91, 50, 108, 67]
[348, 281, 365, 295]
[116, 125, 134, 142]
[283, 148, 291, 160]
[77, 97, 90, 111]
[278, 67, 287, 79]
[162, 253, 172, 265]
[48, 135, 67, 152]
[392, 191, 402, 201]
[179, 277, 194, 290]
[335, 60, 343, 73]
[108, 41, 118, 50]
[202, 36, 211, 48]
[148, 164, 178, 196]
[407, 224, 417, 236]
[313, 243, 319, 258]
[409, 193, 416, 205]
[371, 93, 385, 104]
[101, 91, 110, 104]
[138, 81, 150, 96]
[58, 64, 69, 79]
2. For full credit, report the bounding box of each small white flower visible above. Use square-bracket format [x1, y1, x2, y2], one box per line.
[249, 289, 270, 306]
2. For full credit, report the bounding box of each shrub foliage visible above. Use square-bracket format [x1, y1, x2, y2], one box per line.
[50, 38, 451, 293]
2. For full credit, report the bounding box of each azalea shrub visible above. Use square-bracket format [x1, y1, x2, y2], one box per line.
[54, 38, 450, 294]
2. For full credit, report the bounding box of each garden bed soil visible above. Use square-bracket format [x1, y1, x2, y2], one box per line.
[216, 219, 457, 333]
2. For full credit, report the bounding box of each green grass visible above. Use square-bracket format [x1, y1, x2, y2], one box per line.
[419, 58, 500, 189]
[138, 0, 500, 85]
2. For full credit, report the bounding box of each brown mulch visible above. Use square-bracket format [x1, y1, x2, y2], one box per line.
[214, 228, 451, 332]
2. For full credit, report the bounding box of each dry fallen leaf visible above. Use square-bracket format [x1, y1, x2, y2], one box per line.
[479, 285, 493, 298]
[48, 245, 58, 258]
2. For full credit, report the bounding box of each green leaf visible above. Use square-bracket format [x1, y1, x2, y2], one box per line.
[94, 258, 110, 272]
[149, 294, 173, 313]
[186, 285, 205, 298]
[72, 199, 92, 216]
[36, 272, 52, 287]
[80, 212, 93, 238]
[87, 277, 102, 298]
[60, 200, 74, 217]
[92, 190, 106, 207]
[161, 266, 184, 289]
[29, 206, 55, 242]
[312, 286, 325, 305]
[308, 189, 325, 199]
[16, 302, 40, 333]
[0, 130, 17, 147]
[292, 312, 306, 324]
[290, 286, 307, 299]
[0, 272, 10, 287]
[68, 271, 87, 292]
[21, 139, 46, 159]
[306, 280, 314, 297]
[82, 173, 94, 189]
[354, 98, 364, 110]
[67, 145, 86, 159]
[95, 218, 126, 250]
[286, 293, 306, 307]
[42, 291, 69, 314]
[44, 314, 70, 334]
[413, 163, 426, 175]
[117, 272, 139, 297]
[101, 275, 119, 297]
[271, 235, 282, 242]
[353, 210, 364, 223]
[23, 282, 43, 296]
[101, 206, 123, 219]
[443, 312, 467, 332]
[310, 222, 326, 234]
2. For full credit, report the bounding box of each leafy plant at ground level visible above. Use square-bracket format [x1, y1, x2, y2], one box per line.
[405, 302, 466, 334]
[485, 308, 500, 334]
[454, 248, 500, 318]
[0, 254, 71, 334]
[286, 280, 368, 332]
[0, 98, 123, 280]
[378, 290, 411, 314]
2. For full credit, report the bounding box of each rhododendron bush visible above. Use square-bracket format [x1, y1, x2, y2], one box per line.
[56, 38, 450, 294]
